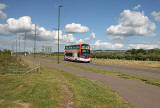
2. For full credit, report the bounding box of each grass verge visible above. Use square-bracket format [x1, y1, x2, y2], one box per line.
[0, 67, 65, 108]
[0, 55, 29, 75]
[92, 58, 160, 69]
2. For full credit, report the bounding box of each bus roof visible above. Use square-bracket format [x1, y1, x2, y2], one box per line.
[65, 43, 89, 46]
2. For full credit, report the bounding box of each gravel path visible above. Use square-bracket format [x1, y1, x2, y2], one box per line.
[25, 57, 160, 108]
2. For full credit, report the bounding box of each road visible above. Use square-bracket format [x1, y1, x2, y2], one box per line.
[24, 57, 160, 108]
[41, 56, 160, 80]
[72, 61, 160, 80]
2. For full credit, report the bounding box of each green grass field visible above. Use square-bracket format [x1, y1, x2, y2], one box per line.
[0, 54, 29, 74]
[92, 58, 160, 68]
[0, 56, 131, 108]
[0, 67, 65, 108]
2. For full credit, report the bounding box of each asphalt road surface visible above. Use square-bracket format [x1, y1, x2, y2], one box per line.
[42, 56, 160, 80]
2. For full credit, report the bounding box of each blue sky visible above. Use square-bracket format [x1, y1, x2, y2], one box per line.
[0, 0, 160, 51]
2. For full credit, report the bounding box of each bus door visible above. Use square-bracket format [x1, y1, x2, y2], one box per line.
[73, 51, 78, 60]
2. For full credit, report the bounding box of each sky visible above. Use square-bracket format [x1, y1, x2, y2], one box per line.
[0, 0, 160, 52]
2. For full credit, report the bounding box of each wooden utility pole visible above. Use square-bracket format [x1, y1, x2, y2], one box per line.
[34, 24, 37, 59]
[24, 32, 26, 56]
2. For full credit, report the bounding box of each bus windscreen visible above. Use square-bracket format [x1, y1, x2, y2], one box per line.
[81, 49, 90, 58]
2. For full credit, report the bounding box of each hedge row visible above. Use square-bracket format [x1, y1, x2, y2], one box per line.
[92, 49, 160, 61]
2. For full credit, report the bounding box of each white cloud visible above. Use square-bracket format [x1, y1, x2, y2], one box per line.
[84, 37, 90, 41]
[0, 24, 12, 35]
[0, 16, 34, 36]
[0, 36, 90, 52]
[7, 16, 33, 33]
[0, 38, 51, 52]
[151, 11, 160, 22]
[0, 16, 97, 51]
[0, 16, 63, 41]
[107, 10, 156, 39]
[128, 43, 160, 49]
[62, 34, 76, 43]
[94, 40, 124, 50]
[64, 23, 89, 33]
[0, 16, 82, 47]
[91, 32, 96, 39]
[133, 5, 141, 10]
[35, 27, 63, 41]
[77, 39, 84, 43]
[0, 38, 14, 50]
[75, 37, 91, 44]
[0, 3, 6, 10]
[108, 35, 124, 42]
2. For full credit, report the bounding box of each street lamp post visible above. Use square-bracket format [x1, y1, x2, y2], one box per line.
[57, 5, 63, 64]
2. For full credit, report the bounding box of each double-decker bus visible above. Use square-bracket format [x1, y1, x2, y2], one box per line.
[64, 43, 91, 62]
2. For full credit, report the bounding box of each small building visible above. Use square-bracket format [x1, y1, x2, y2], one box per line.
[42, 46, 52, 54]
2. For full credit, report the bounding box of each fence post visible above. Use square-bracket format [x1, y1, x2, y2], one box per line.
[38, 62, 40, 74]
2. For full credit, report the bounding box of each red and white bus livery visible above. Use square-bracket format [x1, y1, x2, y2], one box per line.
[64, 43, 91, 62]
